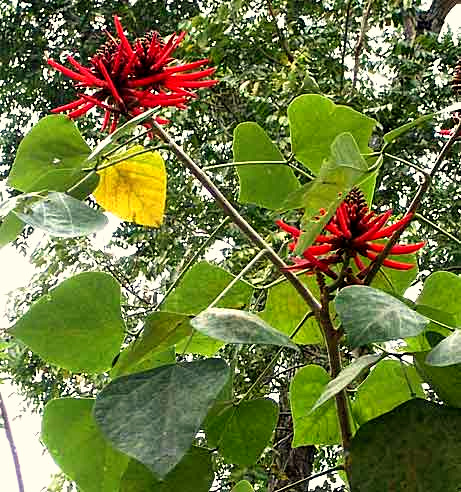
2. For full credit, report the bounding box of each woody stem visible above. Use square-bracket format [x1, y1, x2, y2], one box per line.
[318, 281, 352, 481]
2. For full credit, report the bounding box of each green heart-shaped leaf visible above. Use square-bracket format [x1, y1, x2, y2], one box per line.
[94, 359, 230, 478]
[10, 272, 125, 373]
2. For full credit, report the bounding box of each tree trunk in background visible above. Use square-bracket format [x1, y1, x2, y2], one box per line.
[268, 380, 316, 492]
[404, 0, 460, 40]
[268, 345, 329, 492]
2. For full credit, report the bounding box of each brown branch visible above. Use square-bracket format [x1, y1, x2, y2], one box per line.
[339, 0, 353, 95]
[352, 0, 374, 90]
[0, 390, 24, 492]
[417, 0, 461, 34]
[317, 277, 352, 481]
[266, 0, 294, 63]
[152, 121, 321, 315]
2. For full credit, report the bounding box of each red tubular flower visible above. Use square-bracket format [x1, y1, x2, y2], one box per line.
[276, 188, 425, 280]
[48, 15, 218, 132]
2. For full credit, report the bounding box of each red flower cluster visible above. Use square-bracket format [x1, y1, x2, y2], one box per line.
[48, 15, 218, 132]
[277, 189, 424, 280]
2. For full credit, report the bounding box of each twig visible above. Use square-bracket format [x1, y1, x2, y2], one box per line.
[415, 213, 461, 246]
[153, 217, 231, 313]
[202, 160, 288, 170]
[352, 0, 374, 90]
[0, 390, 24, 492]
[152, 120, 322, 315]
[318, 276, 352, 479]
[208, 250, 267, 309]
[339, 0, 353, 95]
[102, 127, 153, 159]
[364, 120, 461, 284]
[273, 465, 344, 492]
[266, 0, 293, 62]
[84, 146, 167, 172]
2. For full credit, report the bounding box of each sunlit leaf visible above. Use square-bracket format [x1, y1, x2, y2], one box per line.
[0, 212, 24, 248]
[417, 271, 461, 325]
[260, 279, 323, 345]
[93, 145, 166, 227]
[162, 261, 253, 315]
[231, 481, 255, 492]
[288, 94, 376, 175]
[352, 360, 424, 426]
[7, 115, 91, 192]
[290, 365, 341, 446]
[292, 133, 369, 254]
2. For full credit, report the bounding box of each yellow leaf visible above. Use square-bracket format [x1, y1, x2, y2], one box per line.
[93, 145, 166, 227]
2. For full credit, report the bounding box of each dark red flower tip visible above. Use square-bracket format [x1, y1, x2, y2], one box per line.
[48, 15, 218, 133]
[277, 188, 425, 278]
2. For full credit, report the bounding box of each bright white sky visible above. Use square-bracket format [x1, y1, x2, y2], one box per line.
[0, 8, 460, 492]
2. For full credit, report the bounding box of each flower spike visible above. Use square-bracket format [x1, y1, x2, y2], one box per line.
[48, 15, 218, 132]
[277, 188, 425, 280]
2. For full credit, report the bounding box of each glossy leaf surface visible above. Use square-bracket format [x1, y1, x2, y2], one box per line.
[426, 331, 461, 367]
[15, 192, 108, 237]
[191, 308, 299, 350]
